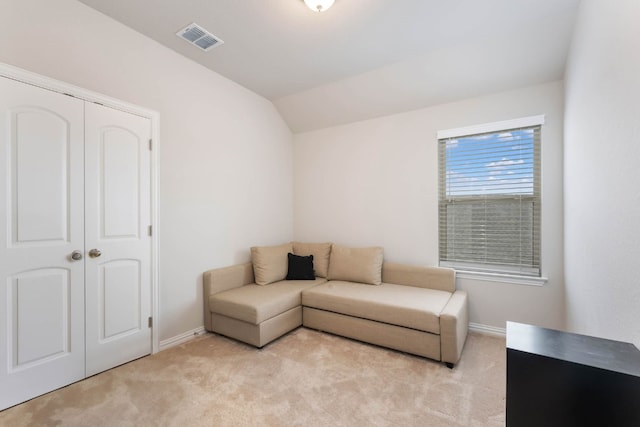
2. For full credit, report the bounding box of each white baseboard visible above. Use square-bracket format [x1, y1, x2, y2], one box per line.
[159, 323, 503, 351]
[159, 326, 207, 351]
[469, 322, 506, 337]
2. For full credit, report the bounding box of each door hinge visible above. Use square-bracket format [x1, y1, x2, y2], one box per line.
[149, 139, 152, 150]
[148, 317, 153, 328]
[148, 225, 152, 236]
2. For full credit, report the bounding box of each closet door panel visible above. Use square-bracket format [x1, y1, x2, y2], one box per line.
[102, 128, 140, 238]
[84, 102, 152, 377]
[0, 76, 85, 411]
[100, 260, 141, 340]
[13, 108, 69, 244]
[11, 269, 70, 366]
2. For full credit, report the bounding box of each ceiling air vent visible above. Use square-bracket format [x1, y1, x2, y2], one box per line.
[176, 23, 224, 51]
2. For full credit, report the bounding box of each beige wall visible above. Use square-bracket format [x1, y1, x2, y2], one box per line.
[294, 81, 566, 331]
[0, 0, 294, 341]
[564, 0, 640, 347]
[0, 0, 582, 341]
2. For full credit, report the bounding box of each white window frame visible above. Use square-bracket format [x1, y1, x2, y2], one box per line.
[437, 115, 547, 286]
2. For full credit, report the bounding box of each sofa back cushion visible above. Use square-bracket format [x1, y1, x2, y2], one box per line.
[328, 244, 384, 285]
[251, 243, 293, 285]
[292, 242, 332, 278]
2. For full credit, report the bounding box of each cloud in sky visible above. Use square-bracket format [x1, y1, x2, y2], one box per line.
[487, 158, 525, 169]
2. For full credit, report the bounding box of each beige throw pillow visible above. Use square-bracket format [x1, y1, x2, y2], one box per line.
[328, 244, 384, 285]
[292, 242, 332, 278]
[251, 243, 292, 286]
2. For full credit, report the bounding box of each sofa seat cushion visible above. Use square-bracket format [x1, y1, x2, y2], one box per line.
[210, 278, 327, 325]
[302, 281, 452, 334]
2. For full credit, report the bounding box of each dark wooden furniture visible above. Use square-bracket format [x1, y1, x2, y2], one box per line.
[506, 321, 640, 427]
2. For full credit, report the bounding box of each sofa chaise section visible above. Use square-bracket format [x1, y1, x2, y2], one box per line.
[203, 262, 326, 347]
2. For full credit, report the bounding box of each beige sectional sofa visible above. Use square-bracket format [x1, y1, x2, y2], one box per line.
[203, 242, 469, 367]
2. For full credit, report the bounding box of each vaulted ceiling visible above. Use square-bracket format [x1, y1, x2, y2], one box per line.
[78, 0, 580, 132]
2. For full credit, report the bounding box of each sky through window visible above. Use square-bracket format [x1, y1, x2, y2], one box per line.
[444, 128, 535, 197]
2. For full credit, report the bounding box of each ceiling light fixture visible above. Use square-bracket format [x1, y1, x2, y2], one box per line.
[304, 0, 335, 12]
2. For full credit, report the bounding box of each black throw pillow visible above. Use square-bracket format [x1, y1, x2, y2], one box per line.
[286, 253, 315, 280]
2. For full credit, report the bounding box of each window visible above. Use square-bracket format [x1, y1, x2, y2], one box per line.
[438, 116, 543, 277]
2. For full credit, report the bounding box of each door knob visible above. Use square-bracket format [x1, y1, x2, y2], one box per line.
[89, 249, 102, 258]
[71, 250, 83, 261]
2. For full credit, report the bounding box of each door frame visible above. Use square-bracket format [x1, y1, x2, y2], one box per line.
[0, 62, 161, 354]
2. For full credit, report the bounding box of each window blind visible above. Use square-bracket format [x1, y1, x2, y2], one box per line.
[438, 125, 541, 276]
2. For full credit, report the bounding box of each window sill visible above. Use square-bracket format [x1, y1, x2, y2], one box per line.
[455, 270, 548, 287]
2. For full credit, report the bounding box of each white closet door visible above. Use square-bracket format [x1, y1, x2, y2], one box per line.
[0, 77, 86, 410]
[84, 102, 152, 376]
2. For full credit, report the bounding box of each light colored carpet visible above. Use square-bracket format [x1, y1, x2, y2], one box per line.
[0, 328, 506, 426]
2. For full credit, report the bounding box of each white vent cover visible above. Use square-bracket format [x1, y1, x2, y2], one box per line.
[176, 23, 224, 51]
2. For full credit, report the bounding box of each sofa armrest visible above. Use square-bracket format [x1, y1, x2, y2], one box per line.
[440, 290, 469, 366]
[203, 263, 255, 331]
